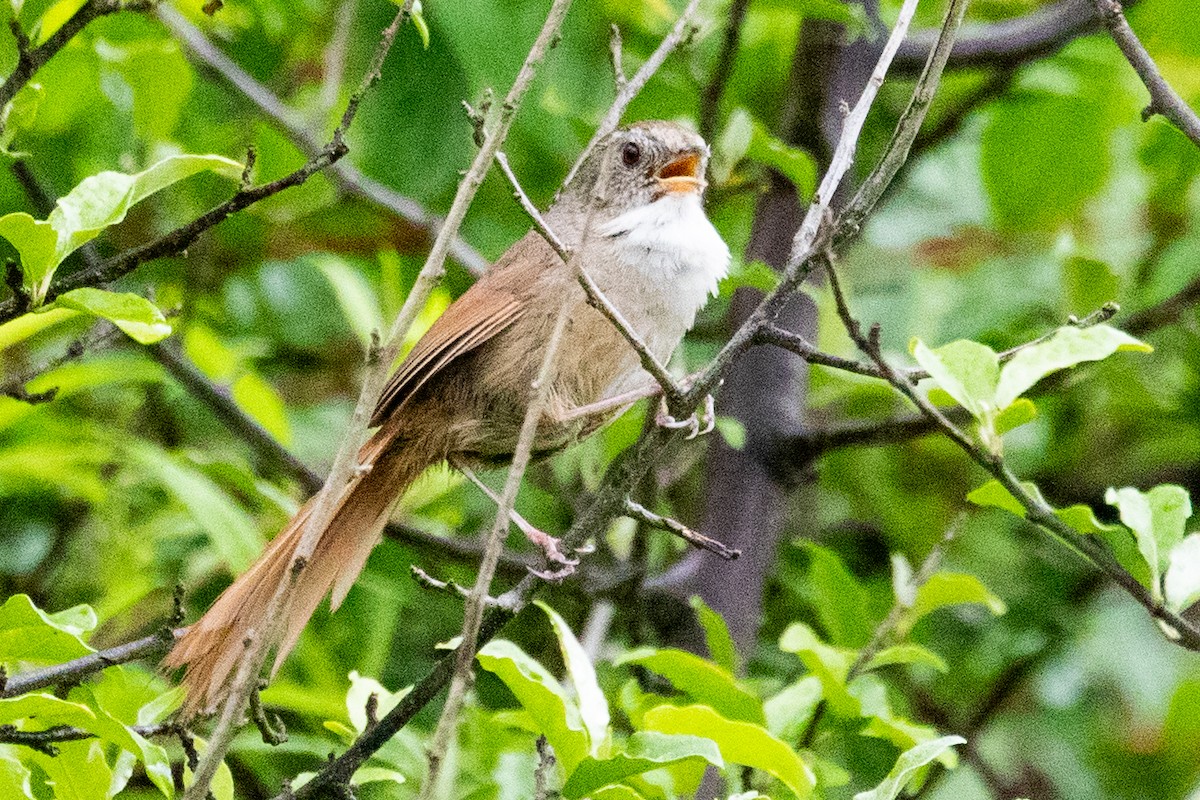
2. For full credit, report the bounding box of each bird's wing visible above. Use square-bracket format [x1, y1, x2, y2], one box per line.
[370, 231, 558, 426]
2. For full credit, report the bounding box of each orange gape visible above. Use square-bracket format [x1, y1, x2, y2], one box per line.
[164, 120, 732, 715]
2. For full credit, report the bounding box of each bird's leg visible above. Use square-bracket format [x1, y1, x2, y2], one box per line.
[553, 382, 662, 423]
[655, 392, 716, 440]
[450, 457, 579, 573]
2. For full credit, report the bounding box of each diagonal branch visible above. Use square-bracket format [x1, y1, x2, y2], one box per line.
[279, 2, 952, 795]
[495, 151, 684, 402]
[154, 5, 488, 275]
[892, 0, 1143, 75]
[0, 0, 153, 114]
[1093, 0, 1200, 149]
[822, 259, 1200, 651]
[562, 0, 702, 189]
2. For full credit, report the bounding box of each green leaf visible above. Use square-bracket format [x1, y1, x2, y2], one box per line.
[994, 398, 1037, 436]
[0, 82, 44, 154]
[641, 704, 815, 799]
[0, 594, 94, 666]
[536, 601, 610, 756]
[615, 648, 764, 725]
[863, 644, 948, 674]
[32, 740, 112, 800]
[477, 639, 589, 774]
[800, 543, 873, 647]
[982, 92, 1111, 230]
[0, 153, 241, 305]
[910, 339, 999, 419]
[410, 0, 430, 48]
[714, 417, 747, 450]
[128, 443, 264, 571]
[352, 766, 407, 786]
[313, 254, 384, 349]
[746, 117, 818, 196]
[49, 288, 172, 344]
[853, 735, 966, 800]
[777, 623, 858, 717]
[897, 573, 1006, 637]
[563, 732, 723, 799]
[588, 786, 649, 800]
[994, 325, 1152, 409]
[1106, 485, 1192, 602]
[0, 212, 56, 300]
[0, 750, 34, 800]
[1165, 534, 1200, 613]
[763, 676, 822, 742]
[689, 596, 738, 674]
[1062, 256, 1119, 318]
[0, 693, 96, 728]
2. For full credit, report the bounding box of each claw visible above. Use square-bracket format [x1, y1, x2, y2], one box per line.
[655, 394, 717, 440]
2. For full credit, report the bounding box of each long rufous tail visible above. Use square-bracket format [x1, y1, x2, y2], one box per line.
[164, 431, 428, 715]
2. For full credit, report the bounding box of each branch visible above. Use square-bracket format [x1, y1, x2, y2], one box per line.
[699, 0, 750, 141]
[495, 151, 683, 402]
[892, 0, 1142, 75]
[623, 498, 739, 560]
[2, 628, 184, 698]
[1093, 0, 1200, 149]
[183, 7, 416, 796]
[154, 5, 489, 275]
[280, 2, 953, 794]
[823, 259, 1200, 651]
[562, 0, 702, 189]
[0, 0, 150, 114]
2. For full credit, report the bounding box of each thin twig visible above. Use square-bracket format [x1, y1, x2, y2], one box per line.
[562, 0, 702, 189]
[154, 5, 488, 276]
[699, 0, 750, 141]
[2, 628, 184, 698]
[183, 7, 415, 796]
[1093, 0, 1200, 149]
[0, 0, 148, 114]
[823, 260, 1200, 650]
[534, 736, 557, 800]
[624, 498, 739, 560]
[495, 150, 684, 403]
[279, 1, 950, 793]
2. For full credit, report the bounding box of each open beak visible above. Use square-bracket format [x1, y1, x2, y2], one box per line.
[656, 152, 706, 195]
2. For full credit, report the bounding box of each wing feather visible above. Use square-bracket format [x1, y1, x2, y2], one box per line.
[370, 231, 557, 425]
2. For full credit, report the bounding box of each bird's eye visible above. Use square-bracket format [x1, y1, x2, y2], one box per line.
[621, 142, 642, 168]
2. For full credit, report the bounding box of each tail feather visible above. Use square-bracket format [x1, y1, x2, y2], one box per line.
[164, 433, 426, 716]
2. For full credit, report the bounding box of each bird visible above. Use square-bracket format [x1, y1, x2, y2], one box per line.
[164, 119, 732, 715]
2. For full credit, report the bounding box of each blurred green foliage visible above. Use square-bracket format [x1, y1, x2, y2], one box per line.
[1, 0, 1200, 797]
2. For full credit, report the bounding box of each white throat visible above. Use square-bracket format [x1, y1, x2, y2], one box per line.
[584, 193, 730, 382]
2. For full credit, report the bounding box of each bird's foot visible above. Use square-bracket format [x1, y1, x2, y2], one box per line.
[655, 393, 716, 440]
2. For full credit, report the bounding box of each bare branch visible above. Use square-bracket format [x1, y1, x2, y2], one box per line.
[1093, 0, 1200, 149]
[562, 0, 702, 189]
[155, 5, 489, 276]
[892, 0, 1143, 75]
[2, 628, 184, 698]
[624, 498, 740, 560]
[0, 0, 150, 115]
[699, 0, 750, 141]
